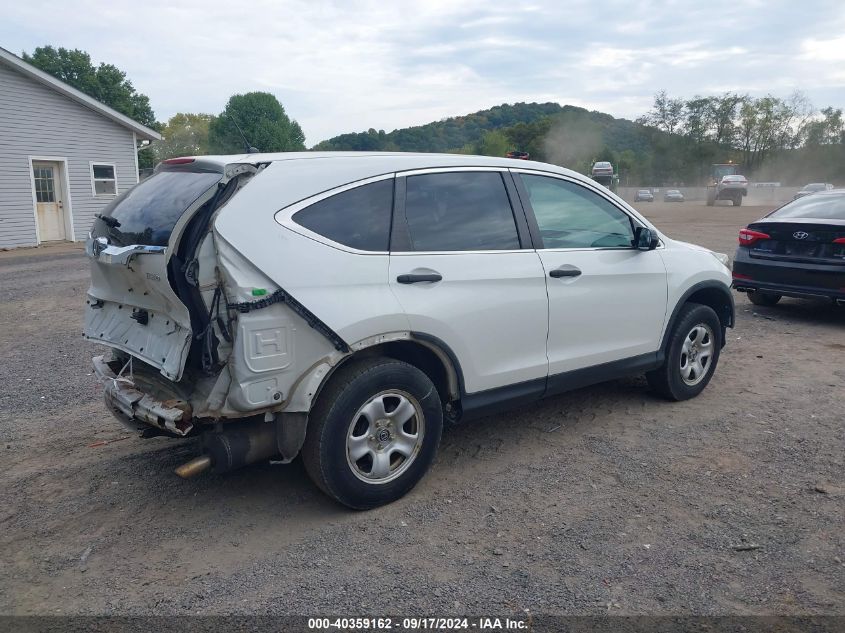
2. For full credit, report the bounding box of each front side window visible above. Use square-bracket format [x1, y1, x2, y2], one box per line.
[292, 179, 393, 251]
[91, 163, 117, 196]
[402, 171, 520, 252]
[521, 175, 635, 249]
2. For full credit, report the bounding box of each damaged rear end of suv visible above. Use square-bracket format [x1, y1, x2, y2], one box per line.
[85, 155, 346, 485]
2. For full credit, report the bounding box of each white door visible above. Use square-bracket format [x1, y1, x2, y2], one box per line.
[32, 162, 66, 241]
[389, 170, 549, 394]
[516, 172, 668, 375]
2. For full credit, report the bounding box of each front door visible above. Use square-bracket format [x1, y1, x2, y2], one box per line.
[514, 171, 668, 375]
[32, 162, 66, 242]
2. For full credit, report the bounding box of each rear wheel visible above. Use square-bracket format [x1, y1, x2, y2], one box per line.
[706, 188, 716, 206]
[748, 291, 781, 306]
[302, 357, 443, 509]
[647, 303, 722, 401]
[733, 194, 742, 207]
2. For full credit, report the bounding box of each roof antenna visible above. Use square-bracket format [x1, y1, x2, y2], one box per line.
[228, 113, 259, 154]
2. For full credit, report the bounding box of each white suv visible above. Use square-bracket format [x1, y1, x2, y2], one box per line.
[85, 152, 733, 508]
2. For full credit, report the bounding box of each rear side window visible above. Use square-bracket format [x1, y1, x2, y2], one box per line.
[521, 175, 634, 249]
[770, 194, 845, 220]
[92, 170, 221, 246]
[293, 179, 393, 251]
[402, 172, 520, 251]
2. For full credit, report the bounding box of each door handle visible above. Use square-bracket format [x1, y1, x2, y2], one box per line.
[549, 266, 581, 278]
[397, 273, 443, 284]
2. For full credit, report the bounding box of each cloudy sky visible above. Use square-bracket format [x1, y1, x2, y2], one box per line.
[3, 0, 844, 144]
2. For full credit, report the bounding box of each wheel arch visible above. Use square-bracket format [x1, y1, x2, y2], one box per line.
[287, 332, 464, 418]
[661, 281, 735, 353]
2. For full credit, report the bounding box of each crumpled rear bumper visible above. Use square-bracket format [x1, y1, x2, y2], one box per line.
[92, 355, 193, 436]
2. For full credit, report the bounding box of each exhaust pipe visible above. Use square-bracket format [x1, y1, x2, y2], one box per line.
[175, 455, 212, 479]
[174, 419, 279, 478]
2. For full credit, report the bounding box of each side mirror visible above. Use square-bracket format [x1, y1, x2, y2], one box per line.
[634, 226, 659, 251]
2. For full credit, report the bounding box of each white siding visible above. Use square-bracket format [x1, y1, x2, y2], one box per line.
[0, 62, 139, 248]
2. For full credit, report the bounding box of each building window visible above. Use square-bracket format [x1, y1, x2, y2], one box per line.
[33, 166, 56, 203]
[91, 163, 117, 196]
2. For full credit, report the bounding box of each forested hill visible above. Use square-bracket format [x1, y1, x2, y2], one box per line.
[313, 102, 631, 153]
[312, 102, 660, 181]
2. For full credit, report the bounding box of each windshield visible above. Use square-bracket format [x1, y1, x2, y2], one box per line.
[92, 171, 222, 246]
[713, 165, 738, 179]
[769, 193, 845, 220]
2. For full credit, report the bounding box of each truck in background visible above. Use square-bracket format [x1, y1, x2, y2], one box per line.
[706, 163, 748, 207]
[590, 161, 618, 192]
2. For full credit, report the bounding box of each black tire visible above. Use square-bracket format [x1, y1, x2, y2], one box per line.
[748, 291, 781, 306]
[706, 189, 716, 206]
[734, 195, 742, 207]
[302, 357, 443, 509]
[647, 303, 722, 401]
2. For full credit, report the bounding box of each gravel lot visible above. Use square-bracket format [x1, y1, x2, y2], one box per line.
[1, 201, 843, 617]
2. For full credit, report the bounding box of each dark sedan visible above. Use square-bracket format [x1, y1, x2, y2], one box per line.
[664, 189, 684, 202]
[635, 189, 654, 202]
[732, 190, 845, 306]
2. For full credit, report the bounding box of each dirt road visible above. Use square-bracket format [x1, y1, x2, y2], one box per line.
[1, 203, 843, 616]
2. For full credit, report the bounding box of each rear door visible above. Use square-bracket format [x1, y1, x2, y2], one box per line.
[389, 169, 549, 394]
[513, 171, 668, 376]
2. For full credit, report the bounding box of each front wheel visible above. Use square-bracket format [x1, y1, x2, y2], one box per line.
[647, 303, 722, 401]
[302, 358, 443, 509]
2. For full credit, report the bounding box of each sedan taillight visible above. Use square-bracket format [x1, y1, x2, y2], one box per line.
[738, 229, 770, 246]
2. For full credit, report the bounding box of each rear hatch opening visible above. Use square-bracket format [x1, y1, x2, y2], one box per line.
[84, 158, 258, 392]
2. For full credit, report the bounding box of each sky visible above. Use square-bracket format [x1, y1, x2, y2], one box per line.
[3, 0, 845, 145]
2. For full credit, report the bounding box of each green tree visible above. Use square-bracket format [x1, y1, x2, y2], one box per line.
[154, 113, 215, 160]
[208, 92, 305, 153]
[476, 130, 510, 157]
[23, 45, 157, 129]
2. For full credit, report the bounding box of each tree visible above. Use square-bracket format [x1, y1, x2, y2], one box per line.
[639, 90, 685, 135]
[738, 93, 810, 171]
[154, 113, 214, 160]
[476, 130, 510, 157]
[23, 46, 157, 129]
[23, 45, 160, 168]
[208, 92, 305, 154]
[804, 107, 844, 146]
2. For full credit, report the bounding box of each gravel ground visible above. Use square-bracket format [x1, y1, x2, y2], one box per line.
[0, 202, 843, 617]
